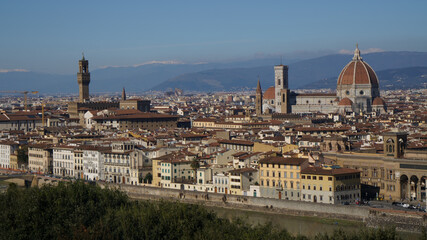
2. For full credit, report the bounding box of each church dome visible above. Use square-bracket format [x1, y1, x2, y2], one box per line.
[337, 45, 379, 87]
[338, 98, 353, 106]
[263, 86, 275, 99]
[372, 97, 385, 106]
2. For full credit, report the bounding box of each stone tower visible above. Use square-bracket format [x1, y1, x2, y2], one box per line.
[122, 87, 126, 100]
[383, 132, 407, 158]
[77, 54, 90, 102]
[255, 78, 262, 116]
[274, 65, 290, 113]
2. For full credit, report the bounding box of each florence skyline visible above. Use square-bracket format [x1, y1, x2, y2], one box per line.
[1, 0, 427, 74]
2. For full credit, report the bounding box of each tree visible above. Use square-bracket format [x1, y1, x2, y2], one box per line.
[144, 173, 153, 184]
[190, 159, 200, 171]
[17, 145, 28, 168]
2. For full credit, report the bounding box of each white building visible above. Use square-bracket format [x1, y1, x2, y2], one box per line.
[53, 146, 75, 178]
[104, 142, 145, 185]
[213, 173, 229, 194]
[0, 141, 18, 169]
[83, 148, 105, 181]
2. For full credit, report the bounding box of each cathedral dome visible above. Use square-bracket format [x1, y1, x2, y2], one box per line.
[338, 98, 353, 106]
[372, 97, 385, 106]
[263, 86, 275, 99]
[337, 45, 379, 87]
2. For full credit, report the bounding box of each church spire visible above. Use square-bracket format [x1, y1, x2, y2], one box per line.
[352, 43, 362, 61]
[122, 87, 126, 100]
[256, 76, 262, 94]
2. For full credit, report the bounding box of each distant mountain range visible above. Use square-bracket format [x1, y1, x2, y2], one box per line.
[152, 51, 427, 91]
[302, 66, 427, 90]
[1, 51, 427, 94]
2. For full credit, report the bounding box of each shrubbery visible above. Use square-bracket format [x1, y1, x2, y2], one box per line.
[0, 182, 404, 240]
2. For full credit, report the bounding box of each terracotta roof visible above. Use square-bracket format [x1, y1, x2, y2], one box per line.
[92, 112, 178, 120]
[338, 98, 353, 106]
[337, 58, 379, 86]
[372, 97, 386, 106]
[301, 166, 360, 176]
[218, 139, 254, 146]
[263, 86, 275, 100]
[229, 167, 257, 174]
[259, 156, 307, 166]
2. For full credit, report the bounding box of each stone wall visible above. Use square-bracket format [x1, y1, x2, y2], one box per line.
[366, 208, 427, 233]
[99, 183, 427, 232]
[102, 183, 369, 221]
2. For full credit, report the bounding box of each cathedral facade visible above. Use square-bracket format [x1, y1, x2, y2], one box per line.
[258, 45, 386, 115]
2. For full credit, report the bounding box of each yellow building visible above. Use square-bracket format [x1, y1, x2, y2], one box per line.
[152, 158, 162, 187]
[301, 166, 361, 204]
[28, 144, 53, 174]
[259, 156, 309, 200]
[9, 151, 18, 170]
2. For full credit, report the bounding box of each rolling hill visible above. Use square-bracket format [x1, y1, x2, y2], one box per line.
[1, 51, 427, 93]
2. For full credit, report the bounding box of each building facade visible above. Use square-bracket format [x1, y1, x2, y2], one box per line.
[301, 166, 361, 204]
[259, 157, 309, 200]
[0, 142, 18, 169]
[53, 146, 75, 178]
[28, 144, 53, 174]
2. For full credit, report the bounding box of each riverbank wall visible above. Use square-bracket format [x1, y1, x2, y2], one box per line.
[100, 183, 427, 233]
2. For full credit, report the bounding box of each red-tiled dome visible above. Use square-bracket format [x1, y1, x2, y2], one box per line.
[337, 46, 379, 87]
[263, 86, 275, 99]
[338, 98, 353, 106]
[372, 97, 385, 106]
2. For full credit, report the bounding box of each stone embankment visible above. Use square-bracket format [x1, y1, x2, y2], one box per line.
[100, 183, 427, 233]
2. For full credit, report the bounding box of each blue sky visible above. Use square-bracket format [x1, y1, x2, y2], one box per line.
[0, 1, 426, 74]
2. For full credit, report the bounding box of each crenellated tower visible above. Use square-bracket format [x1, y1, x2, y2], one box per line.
[77, 54, 90, 102]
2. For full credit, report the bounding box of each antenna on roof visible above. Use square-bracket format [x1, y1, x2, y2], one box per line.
[280, 56, 283, 65]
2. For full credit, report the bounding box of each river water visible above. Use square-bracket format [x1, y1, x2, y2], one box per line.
[206, 205, 422, 239]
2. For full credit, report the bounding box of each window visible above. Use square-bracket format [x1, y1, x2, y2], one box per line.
[328, 177, 332, 181]
[313, 176, 317, 180]
[319, 176, 323, 180]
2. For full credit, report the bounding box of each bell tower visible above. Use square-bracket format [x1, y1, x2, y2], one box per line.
[77, 53, 90, 102]
[383, 132, 407, 158]
[274, 64, 290, 113]
[255, 77, 262, 116]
